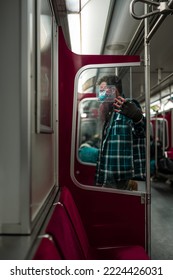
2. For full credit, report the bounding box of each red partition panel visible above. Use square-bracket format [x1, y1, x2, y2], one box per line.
[58, 27, 147, 250]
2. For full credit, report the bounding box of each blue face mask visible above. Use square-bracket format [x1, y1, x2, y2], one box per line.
[98, 90, 107, 101]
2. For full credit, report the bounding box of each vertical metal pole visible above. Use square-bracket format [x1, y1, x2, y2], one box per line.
[155, 112, 158, 172]
[115, 67, 118, 76]
[144, 3, 151, 257]
[130, 67, 133, 99]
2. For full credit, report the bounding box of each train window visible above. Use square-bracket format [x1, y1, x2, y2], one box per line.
[78, 98, 100, 164]
[72, 63, 146, 190]
[36, 0, 53, 133]
[151, 118, 169, 150]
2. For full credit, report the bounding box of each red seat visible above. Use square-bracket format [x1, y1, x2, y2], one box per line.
[46, 202, 85, 260]
[33, 235, 62, 260]
[60, 186, 149, 260]
[97, 245, 149, 260]
[59, 186, 95, 259]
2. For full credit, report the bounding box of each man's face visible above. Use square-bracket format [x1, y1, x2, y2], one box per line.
[98, 82, 118, 101]
[99, 82, 107, 92]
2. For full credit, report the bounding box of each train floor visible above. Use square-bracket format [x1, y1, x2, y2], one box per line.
[150, 178, 173, 260]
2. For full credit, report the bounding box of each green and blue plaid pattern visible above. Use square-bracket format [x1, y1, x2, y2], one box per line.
[95, 112, 146, 186]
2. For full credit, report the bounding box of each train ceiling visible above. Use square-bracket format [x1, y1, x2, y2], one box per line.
[51, 0, 173, 102]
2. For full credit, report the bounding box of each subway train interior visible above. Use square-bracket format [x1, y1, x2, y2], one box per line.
[1, 0, 173, 260]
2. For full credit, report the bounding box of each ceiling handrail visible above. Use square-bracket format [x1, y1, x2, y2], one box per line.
[130, 0, 173, 42]
[130, 0, 173, 20]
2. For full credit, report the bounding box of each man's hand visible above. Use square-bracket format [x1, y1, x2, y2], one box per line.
[113, 96, 143, 123]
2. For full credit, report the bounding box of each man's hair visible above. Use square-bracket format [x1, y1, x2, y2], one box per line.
[97, 75, 122, 94]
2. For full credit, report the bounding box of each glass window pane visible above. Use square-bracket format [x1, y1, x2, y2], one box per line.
[73, 64, 146, 192]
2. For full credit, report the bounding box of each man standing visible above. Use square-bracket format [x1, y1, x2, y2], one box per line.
[95, 75, 146, 190]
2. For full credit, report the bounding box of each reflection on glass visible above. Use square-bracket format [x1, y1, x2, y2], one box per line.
[78, 98, 100, 164]
[151, 118, 169, 149]
[96, 85, 117, 102]
[76, 66, 146, 191]
[37, 0, 53, 133]
[94, 75, 146, 190]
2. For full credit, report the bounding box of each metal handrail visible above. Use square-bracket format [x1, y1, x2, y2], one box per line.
[130, 0, 173, 42]
[130, 0, 173, 20]
[129, 0, 173, 258]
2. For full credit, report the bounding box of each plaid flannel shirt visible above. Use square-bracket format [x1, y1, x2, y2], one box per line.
[95, 111, 146, 186]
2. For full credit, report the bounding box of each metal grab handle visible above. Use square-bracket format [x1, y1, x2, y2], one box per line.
[130, 0, 173, 20]
[168, 0, 173, 9]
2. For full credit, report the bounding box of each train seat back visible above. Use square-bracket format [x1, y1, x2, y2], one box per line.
[97, 245, 150, 260]
[109, 245, 150, 260]
[59, 186, 149, 260]
[46, 202, 85, 260]
[60, 186, 95, 259]
[33, 235, 62, 260]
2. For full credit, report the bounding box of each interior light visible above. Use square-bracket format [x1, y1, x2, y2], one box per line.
[106, 43, 126, 51]
[163, 100, 173, 111]
[40, 15, 51, 51]
[66, 0, 80, 12]
[65, 0, 89, 12]
[81, 113, 87, 118]
[67, 14, 81, 54]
